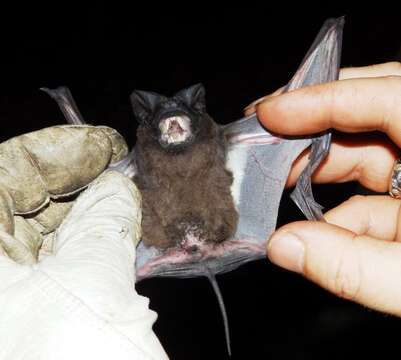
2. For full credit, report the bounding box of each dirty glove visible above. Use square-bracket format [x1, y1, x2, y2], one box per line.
[0, 126, 168, 359]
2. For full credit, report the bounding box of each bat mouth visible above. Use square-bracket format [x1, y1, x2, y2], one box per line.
[159, 115, 192, 145]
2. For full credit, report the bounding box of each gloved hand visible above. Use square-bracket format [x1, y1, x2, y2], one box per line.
[0, 125, 130, 264]
[0, 127, 168, 359]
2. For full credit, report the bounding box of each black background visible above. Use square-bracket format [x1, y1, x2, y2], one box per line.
[1, 5, 401, 359]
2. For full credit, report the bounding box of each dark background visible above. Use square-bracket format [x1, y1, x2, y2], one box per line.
[1, 5, 401, 359]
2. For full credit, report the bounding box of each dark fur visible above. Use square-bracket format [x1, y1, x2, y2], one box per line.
[134, 108, 238, 249]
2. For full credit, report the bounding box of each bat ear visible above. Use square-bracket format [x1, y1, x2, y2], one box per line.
[175, 83, 206, 112]
[130, 90, 164, 124]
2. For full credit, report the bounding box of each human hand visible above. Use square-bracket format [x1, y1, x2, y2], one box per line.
[0, 127, 168, 359]
[250, 62, 401, 316]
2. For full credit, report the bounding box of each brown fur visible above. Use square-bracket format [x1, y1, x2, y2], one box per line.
[134, 115, 238, 249]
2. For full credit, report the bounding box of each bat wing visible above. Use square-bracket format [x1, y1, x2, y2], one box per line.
[41, 87, 138, 178]
[41, 86, 86, 125]
[42, 18, 344, 279]
[135, 17, 344, 281]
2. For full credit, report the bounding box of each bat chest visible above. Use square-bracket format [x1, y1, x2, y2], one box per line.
[138, 153, 238, 250]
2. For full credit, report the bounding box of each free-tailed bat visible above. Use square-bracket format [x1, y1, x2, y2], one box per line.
[42, 17, 343, 356]
[130, 84, 238, 250]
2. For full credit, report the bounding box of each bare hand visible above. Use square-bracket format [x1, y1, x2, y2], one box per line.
[250, 62, 401, 316]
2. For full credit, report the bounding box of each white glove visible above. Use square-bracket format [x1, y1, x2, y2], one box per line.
[0, 171, 168, 360]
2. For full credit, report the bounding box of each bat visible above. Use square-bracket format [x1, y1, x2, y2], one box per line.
[42, 17, 344, 356]
[129, 83, 239, 252]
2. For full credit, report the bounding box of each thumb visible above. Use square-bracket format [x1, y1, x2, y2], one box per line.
[267, 221, 401, 316]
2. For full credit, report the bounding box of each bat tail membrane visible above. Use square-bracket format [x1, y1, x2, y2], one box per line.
[288, 17, 344, 220]
[205, 267, 232, 357]
[41, 86, 87, 125]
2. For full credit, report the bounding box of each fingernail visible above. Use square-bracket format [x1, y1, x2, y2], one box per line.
[243, 103, 256, 113]
[267, 232, 305, 273]
[243, 96, 268, 112]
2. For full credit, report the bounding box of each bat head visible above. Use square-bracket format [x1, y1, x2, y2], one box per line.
[130, 84, 207, 152]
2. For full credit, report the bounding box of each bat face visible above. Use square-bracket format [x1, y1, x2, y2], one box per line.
[131, 84, 207, 152]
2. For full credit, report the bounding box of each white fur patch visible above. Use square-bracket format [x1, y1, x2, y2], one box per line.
[226, 146, 247, 208]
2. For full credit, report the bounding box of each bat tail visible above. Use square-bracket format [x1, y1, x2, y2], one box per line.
[41, 86, 87, 125]
[205, 269, 232, 357]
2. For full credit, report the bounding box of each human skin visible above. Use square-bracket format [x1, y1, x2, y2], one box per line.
[246, 62, 401, 317]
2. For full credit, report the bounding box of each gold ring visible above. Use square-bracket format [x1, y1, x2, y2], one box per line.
[389, 159, 401, 199]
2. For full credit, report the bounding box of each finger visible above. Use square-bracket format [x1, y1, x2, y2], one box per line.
[243, 86, 284, 116]
[0, 231, 36, 265]
[286, 135, 398, 192]
[340, 62, 401, 80]
[324, 195, 401, 241]
[256, 76, 401, 147]
[267, 221, 401, 316]
[244, 62, 401, 117]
